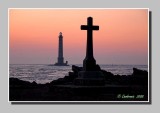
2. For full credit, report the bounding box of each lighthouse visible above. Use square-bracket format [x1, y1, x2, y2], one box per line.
[54, 32, 68, 66]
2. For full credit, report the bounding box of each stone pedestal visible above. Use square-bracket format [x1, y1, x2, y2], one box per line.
[74, 71, 105, 86]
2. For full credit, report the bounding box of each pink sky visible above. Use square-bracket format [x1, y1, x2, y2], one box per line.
[9, 9, 148, 65]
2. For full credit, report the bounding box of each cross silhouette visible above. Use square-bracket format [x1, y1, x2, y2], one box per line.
[81, 17, 99, 71]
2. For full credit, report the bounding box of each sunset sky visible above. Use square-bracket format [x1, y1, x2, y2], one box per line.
[9, 9, 148, 65]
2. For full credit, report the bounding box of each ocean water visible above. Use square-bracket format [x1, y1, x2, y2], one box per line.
[9, 64, 148, 84]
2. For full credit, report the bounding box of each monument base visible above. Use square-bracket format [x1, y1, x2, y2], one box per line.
[74, 71, 105, 86]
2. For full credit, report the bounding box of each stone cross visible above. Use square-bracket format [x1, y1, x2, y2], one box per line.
[81, 17, 99, 71]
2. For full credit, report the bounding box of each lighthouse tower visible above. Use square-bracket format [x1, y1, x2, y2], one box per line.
[54, 32, 68, 66]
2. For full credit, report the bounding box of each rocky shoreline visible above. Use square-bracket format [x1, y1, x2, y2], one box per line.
[9, 65, 148, 101]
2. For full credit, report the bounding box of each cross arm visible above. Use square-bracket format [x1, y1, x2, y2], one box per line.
[81, 25, 99, 30]
[81, 25, 88, 30]
[92, 26, 99, 30]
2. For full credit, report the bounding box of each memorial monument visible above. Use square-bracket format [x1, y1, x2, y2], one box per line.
[74, 17, 105, 86]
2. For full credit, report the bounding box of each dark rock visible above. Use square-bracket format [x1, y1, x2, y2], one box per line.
[10, 78, 34, 88]
[32, 81, 37, 85]
[95, 64, 101, 71]
[132, 68, 148, 77]
[101, 70, 114, 79]
[130, 68, 148, 85]
[72, 65, 83, 74]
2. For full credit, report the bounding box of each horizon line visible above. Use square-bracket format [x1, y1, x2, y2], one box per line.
[9, 63, 148, 66]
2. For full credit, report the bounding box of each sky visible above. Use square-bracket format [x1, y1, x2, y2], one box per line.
[9, 9, 148, 65]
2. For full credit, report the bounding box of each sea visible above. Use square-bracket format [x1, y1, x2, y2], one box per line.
[9, 64, 148, 84]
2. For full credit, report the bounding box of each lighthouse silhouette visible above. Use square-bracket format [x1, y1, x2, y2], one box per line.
[54, 32, 68, 66]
